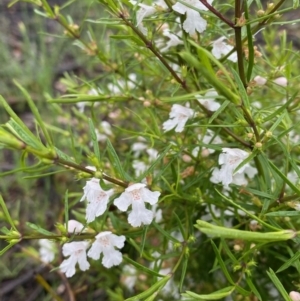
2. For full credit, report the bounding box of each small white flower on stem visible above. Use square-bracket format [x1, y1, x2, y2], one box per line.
[87, 231, 125, 268]
[80, 178, 114, 223]
[114, 183, 161, 227]
[211, 37, 237, 62]
[132, 1, 167, 34]
[160, 29, 183, 52]
[172, 0, 212, 35]
[38, 239, 56, 263]
[197, 89, 220, 111]
[59, 241, 90, 277]
[163, 104, 195, 133]
[210, 148, 257, 187]
[133, 160, 148, 177]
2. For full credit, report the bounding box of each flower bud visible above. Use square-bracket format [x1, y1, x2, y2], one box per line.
[253, 75, 267, 86]
[257, 10, 265, 17]
[273, 77, 288, 87]
[289, 291, 300, 301]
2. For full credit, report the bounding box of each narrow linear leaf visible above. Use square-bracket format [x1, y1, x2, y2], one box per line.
[277, 250, 300, 273]
[266, 268, 291, 301]
[211, 241, 235, 285]
[0, 195, 18, 231]
[183, 286, 235, 300]
[26, 222, 56, 236]
[106, 139, 131, 181]
[88, 118, 101, 163]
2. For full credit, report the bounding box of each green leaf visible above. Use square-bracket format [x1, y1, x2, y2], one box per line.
[211, 241, 235, 285]
[195, 220, 294, 242]
[245, 277, 262, 301]
[26, 222, 56, 236]
[125, 275, 171, 301]
[0, 243, 16, 256]
[54, 147, 75, 162]
[14, 80, 53, 147]
[137, 145, 172, 182]
[6, 119, 42, 150]
[109, 35, 144, 46]
[268, 160, 300, 195]
[277, 250, 300, 273]
[88, 118, 101, 163]
[152, 221, 182, 243]
[266, 268, 291, 301]
[183, 286, 235, 300]
[106, 139, 131, 181]
[231, 68, 250, 110]
[0, 195, 18, 232]
[123, 256, 164, 277]
[265, 211, 300, 217]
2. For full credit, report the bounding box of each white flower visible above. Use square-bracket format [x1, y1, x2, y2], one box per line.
[80, 178, 114, 223]
[152, 203, 163, 223]
[114, 183, 161, 227]
[59, 241, 90, 277]
[290, 291, 300, 301]
[210, 148, 257, 187]
[172, 0, 212, 35]
[133, 1, 167, 34]
[133, 160, 148, 177]
[121, 265, 137, 291]
[160, 29, 183, 52]
[211, 37, 237, 62]
[163, 104, 195, 133]
[147, 148, 159, 162]
[66, 220, 85, 234]
[197, 89, 220, 111]
[87, 231, 125, 268]
[253, 75, 267, 86]
[38, 239, 56, 263]
[273, 77, 288, 87]
[132, 141, 147, 157]
[93, 121, 113, 142]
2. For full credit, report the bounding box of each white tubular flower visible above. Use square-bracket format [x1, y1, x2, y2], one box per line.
[87, 231, 125, 268]
[59, 241, 90, 277]
[114, 183, 161, 227]
[160, 29, 183, 52]
[66, 220, 85, 234]
[197, 89, 220, 111]
[172, 0, 212, 35]
[211, 37, 237, 62]
[38, 239, 56, 263]
[211, 148, 257, 187]
[290, 291, 300, 301]
[80, 178, 114, 223]
[163, 104, 195, 133]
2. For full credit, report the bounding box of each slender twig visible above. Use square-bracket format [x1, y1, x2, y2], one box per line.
[118, 11, 188, 90]
[198, 0, 235, 28]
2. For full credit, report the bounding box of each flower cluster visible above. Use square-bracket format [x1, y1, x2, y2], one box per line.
[56, 166, 160, 277]
[59, 231, 125, 277]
